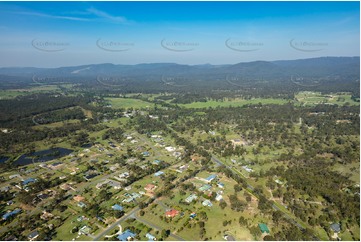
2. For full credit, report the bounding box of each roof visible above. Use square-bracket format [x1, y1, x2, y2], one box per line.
[199, 184, 212, 191]
[205, 174, 217, 181]
[330, 223, 341, 233]
[28, 231, 39, 239]
[258, 223, 270, 233]
[73, 195, 85, 202]
[185, 194, 198, 203]
[165, 209, 179, 217]
[145, 233, 156, 240]
[117, 229, 137, 241]
[2, 209, 21, 220]
[202, 199, 213, 207]
[22, 178, 36, 185]
[112, 204, 123, 211]
[154, 171, 164, 176]
[145, 184, 156, 191]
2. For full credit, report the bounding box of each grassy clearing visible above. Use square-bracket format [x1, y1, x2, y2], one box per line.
[332, 162, 360, 183]
[180, 98, 288, 109]
[106, 98, 154, 109]
[295, 91, 359, 106]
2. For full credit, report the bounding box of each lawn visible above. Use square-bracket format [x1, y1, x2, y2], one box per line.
[180, 98, 288, 109]
[295, 91, 359, 106]
[105, 98, 154, 109]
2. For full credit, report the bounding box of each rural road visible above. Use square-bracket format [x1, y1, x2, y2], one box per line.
[211, 155, 318, 239]
[93, 207, 140, 241]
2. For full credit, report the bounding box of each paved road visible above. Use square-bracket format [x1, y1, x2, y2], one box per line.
[134, 213, 185, 241]
[93, 207, 140, 241]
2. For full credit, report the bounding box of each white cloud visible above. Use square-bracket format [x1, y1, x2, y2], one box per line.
[86, 7, 131, 24]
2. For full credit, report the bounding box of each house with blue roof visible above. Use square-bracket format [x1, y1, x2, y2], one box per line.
[143, 151, 150, 157]
[153, 160, 161, 165]
[2, 209, 21, 220]
[22, 178, 36, 186]
[154, 171, 164, 177]
[112, 204, 123, 211]
[205, 174, 217, 183]
[117, 229, 137, 241]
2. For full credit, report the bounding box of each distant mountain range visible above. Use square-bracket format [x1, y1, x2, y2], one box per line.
[0, 57, 359, 80]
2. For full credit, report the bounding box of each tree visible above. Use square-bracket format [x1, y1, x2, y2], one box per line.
[234, 184, 242, 193]
[219, 200, 227, 209]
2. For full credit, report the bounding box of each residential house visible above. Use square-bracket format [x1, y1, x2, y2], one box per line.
[185, 194, 198, 203]
[154, 171, 164, 177]
[78, 202, 86, 208]
[165, 209, 179, 218]
[145, 233, 156, 241]
[125, 185, 132, 191]
[79, 225, 91, 235]
[165, 146, 175, 152]
[330, 223, 341, 233]
[204, 174, 217, 183]
[40, 211, 54, 220]
[73, 195, 85, 202]
[22, 178, 36, 186]
[189, 212, 197, 219]
[2, 209, 21, 220]
[217, 182, 225, 189]
[202, 200, 213, 207]
[111, 204, 124, 211]
[28, 231, 39, 241]
[144, 184, 157, 192]
[215, 194, 223, 201]
[199, 184, 212, 192]
[117, 229, 137, 241]
[153, 160, 161, 165]
[143, 151, 150, 157]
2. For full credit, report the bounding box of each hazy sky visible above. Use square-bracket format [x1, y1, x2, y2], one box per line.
[0, 1, 359, 67]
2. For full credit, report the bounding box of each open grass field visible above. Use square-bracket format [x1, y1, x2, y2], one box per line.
[179, 98, 289, 109]
[105, 98, 154, 109]
[295, 91, 359, 106]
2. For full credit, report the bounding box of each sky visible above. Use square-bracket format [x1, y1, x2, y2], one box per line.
[0, 1, 359, 67]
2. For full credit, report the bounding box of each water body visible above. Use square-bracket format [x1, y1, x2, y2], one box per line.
[13, 147, 73, 166]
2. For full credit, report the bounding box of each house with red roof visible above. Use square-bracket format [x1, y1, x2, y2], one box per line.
[165, 209, 179, 218]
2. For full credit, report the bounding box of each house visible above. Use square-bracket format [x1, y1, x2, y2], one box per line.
[199, 184, 212, 192]
[165, 146, 175, 152]
[153, 160, 161, 165]
[119, 172, 130, 179]
[107, 180, 122, 189]
[165, 209, 179, 218]
[189, 212, 197, 219]
[215, 194, 223, 201]
[154, 171, 164, 177]
[330, 223, 341, 233]
[143, 151, 150, 157]
[258, 223, 270, 234]
[2, 209, 21, 220]
[79, 225, 91, 235]
[9, 174, 20, 179]
[40, 211, 54, 220]
[73, 195, 85, 202]
[117, 229, 137, 241]
[125, 185, 132, 191]
[28, 231, 39, 241]
[78, 202, 86, 208]
[205, 174, 217, 183]
[185, 194, 198, 203]
[112, 204, 124, 211]
[144, 184, 157, 192]
[131, 192, 141, 199]
[145, 233, 156, 241]
[122, 197, 134, 203]
[242, 166, 253, 173]
[202, 199, 213, 207]
[217, 182, 225, 189]
[22, 178, 36, 186]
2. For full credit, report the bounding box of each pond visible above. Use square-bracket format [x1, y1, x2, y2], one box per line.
[13, 147, 74, 166]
